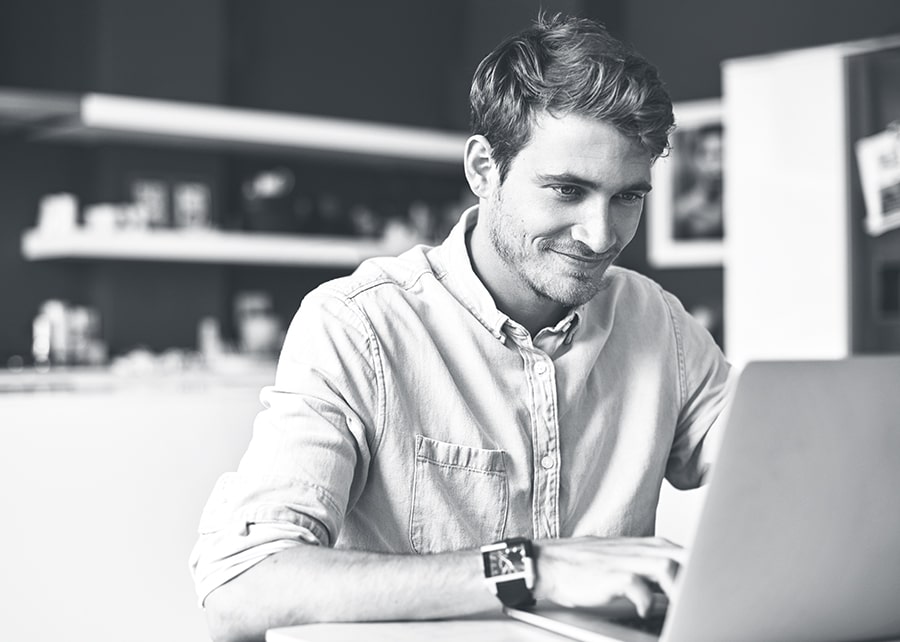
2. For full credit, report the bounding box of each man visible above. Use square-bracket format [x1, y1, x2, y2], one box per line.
[191, 14, 733, 642]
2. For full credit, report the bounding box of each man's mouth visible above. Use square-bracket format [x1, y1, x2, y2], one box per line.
[549, 248, 611, 266]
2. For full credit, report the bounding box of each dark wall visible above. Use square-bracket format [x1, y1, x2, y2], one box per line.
[226, 0, 463, 128]
[0, 141, 90, 363]
[619, 0, 900, 102]
[0, 0, 226, 102]
[2, 0, 900, 362]
[0, 0, 231, 362]
[0, 2, 94, 362]
[225, 0, 599, 130]
[93, 0, 226, 102]
[0, 0, 228, 362]
[0, 0, 99, 92]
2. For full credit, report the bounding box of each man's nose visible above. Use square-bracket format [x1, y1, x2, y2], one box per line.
[570, 205, 616, 255]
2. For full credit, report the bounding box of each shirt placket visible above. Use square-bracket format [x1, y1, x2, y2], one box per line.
[508, 324, 561, 541]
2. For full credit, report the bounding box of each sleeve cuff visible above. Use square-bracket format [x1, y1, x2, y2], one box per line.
[191, 522, 322, 608]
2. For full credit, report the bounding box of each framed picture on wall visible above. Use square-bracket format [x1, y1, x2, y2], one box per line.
[648, 99, 724, 268]
[855, 123, 900, 237]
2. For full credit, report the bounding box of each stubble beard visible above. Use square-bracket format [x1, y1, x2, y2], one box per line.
[486, 195, 612, 310]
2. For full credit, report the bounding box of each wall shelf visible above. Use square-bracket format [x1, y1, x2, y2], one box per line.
[0, 88, 467, 166]
[21, 227, 417, 268]
[4, 86, 462, 269]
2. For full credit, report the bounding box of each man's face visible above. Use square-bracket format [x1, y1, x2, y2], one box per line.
[481, 112, 653, 310]
[693, 128, 723, 180]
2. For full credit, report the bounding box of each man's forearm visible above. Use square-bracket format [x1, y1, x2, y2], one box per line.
[204, 543, 498, 642]
[204, 536, 687, 641]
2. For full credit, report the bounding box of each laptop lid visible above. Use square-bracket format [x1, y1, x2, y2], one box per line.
[664, 356, 900, 642]
[507, 357, 900, 642]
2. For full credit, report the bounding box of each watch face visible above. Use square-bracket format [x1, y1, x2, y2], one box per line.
[487, 542, 527, 577]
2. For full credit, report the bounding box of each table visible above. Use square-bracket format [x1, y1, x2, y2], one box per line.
[266, 611, 900, 642]
[266, 610, 565, 642]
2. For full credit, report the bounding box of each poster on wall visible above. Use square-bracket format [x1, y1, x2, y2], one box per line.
[855, 123, 900, 237]
[648, 99, 724, 268]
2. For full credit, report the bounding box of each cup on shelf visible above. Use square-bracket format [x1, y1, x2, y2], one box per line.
[31, 299, 106, 368]
[234, 291, 283, 356]
[83, 203, 149, 232]
[36, 193, 78, 234]
[173, 181, 213, 230]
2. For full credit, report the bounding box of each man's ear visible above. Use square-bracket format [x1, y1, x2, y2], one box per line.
[463, 135, 497, 198]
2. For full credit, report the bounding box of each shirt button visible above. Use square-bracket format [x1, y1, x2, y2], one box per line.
[534, 362, 549, 375]
[540, 455, 555, 469]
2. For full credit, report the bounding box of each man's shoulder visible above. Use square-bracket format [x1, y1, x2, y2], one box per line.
[590, 266, 690, 322]
[597, 266, 714, 343]
[309, 245, 438, 305]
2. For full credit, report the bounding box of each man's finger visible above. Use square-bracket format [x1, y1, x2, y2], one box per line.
[589, 538, 687, 563]
[619, 575, 655, 618]
[665, 546, 689, 565]
[624, 556, 680, 598]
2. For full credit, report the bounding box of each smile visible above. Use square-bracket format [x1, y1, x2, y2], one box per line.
[549, 249, 609, 267]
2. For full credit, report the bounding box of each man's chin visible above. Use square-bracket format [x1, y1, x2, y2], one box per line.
[540, 272, 609, 308]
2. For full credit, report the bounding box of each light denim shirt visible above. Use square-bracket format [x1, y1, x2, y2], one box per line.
[190, 206, 733, 604]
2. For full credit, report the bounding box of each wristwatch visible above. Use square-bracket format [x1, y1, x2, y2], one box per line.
[481, 537, 536, 608]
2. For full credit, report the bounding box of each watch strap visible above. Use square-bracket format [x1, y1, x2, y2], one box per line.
[496, 576, 536, 608]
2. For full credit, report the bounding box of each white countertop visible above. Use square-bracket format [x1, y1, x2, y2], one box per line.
[0, 356, 275, 393]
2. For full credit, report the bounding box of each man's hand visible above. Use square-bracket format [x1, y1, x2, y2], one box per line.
[534, 537, 685, 617]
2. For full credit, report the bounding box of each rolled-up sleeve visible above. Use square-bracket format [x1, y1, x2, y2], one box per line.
[189, 286, 383, 605]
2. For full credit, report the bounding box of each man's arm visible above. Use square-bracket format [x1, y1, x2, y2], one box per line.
[204, 536, 684, 642]
[661, 289, 735, 489]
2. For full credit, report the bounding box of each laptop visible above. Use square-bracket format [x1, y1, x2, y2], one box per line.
[505, 356, 900, 642]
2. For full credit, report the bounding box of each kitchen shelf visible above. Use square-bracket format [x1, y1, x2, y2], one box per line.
[21, 227, 418, 268]
[0, 89, 79, 128]
[6, 86, 458, 269]
[0, 88, 467, 166]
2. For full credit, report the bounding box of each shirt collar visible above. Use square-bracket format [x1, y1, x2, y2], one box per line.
[438, 205, 509, 342]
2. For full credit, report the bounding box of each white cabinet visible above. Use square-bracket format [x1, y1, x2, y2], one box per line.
[723, 36, 900, 367]
[0, 376, 269, 642]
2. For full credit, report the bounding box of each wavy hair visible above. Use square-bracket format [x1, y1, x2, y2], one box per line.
[470, 13, 674, 182]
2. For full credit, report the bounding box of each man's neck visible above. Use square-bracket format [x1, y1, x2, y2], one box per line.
[466, 225, 566, 337]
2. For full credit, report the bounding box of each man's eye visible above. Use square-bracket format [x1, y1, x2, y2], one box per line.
[617, 192, 646, 204]
[551, 185, 582, 198]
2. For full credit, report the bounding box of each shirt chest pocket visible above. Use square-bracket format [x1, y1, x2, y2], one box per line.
[409, 434, 509, 554]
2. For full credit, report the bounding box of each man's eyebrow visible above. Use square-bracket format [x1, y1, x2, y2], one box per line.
[535, 172, 652, 193]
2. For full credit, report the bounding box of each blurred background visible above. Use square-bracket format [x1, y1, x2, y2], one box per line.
[1, 0, 899, 640]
